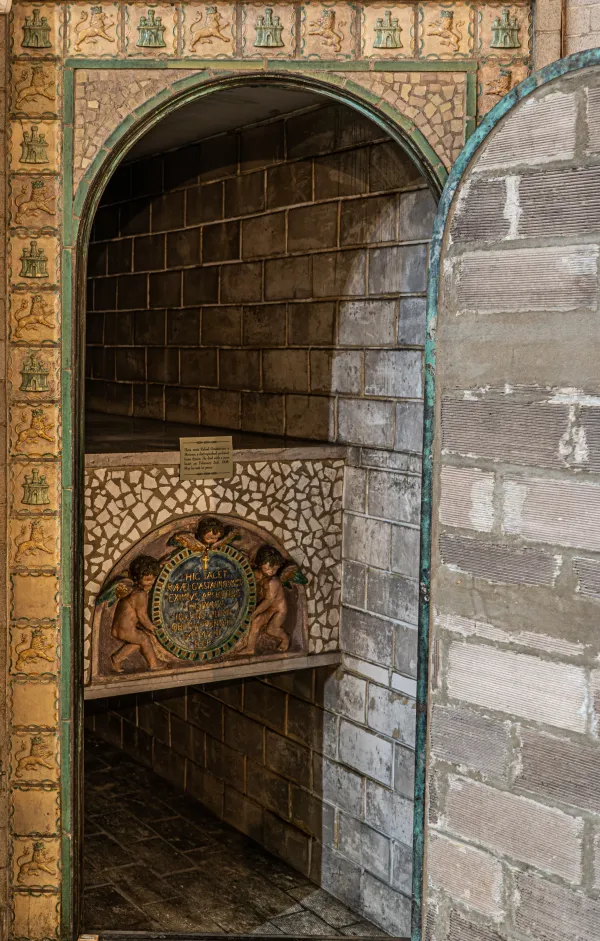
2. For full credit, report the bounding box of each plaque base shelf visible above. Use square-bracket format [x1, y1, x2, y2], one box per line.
[84, 650, 341, 700]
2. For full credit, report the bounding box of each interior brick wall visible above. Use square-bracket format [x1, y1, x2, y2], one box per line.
[86, 102, 433, 446]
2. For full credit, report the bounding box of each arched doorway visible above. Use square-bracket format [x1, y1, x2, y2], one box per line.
[67, 73, 441, 939]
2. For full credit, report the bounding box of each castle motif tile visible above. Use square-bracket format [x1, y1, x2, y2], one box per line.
[478, 60, 528, 116]
[125, 4, 179, 56]
[9, 292, 60, 345]
[10, 678, 59, 729]
[12, 4, 61, 57]
[11, 732, 59, 784]
[301, 2, 355, 58]
[183, 3, 236, 56]
[13, 836, 60, 888]
[478, 2, 531, 60]
[9, 176, 59, 232]
[10, 624, 59, 676]
[10, 405, 60, 459]
[362, 4, 415, 58]
[11, 572, 60, 621]
[419, 2, 474, 58]
[10, 120, 60, 174]
[11, 462, 60, 515]
[12, 890, 60, 941]
[242, 3, 296, 58]
[8, 347, 60, 402]
[9, 516, 60, 570]
[67, 2, 120, 56]
[11, 786, 60, 836]
[9, 236, 59, 287]
[11, 62, 58, 119]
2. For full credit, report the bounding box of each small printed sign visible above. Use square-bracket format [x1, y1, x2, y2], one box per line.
[179, 436, 233, 480]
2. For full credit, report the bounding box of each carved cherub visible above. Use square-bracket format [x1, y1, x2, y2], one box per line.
[190, 7, 230, 48]
[168, 515, 239, 554]
[236, 545, 307, 655]
[15, 408, 55, 449]
[74, 6, 116, 51]
[308, 9, 345, 53]
[17, 841, 56, 884]
[13, 295, 56, 340]
[14, 520, 53, 562]
[98, 554, 166, 672]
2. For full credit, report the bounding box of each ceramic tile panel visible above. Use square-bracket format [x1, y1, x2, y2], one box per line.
[478, 60, 528, 116]
[478, 1, 531, 61]
[9, 235, 59, 287]
[12, 3, 62, 57]
[8, 517, 60, 570]
[66, 1, 120, 56]
[11, 732, 59, 783]
[9, 119, 60, 175]
[12, 836, 60, 887]
[125, 3, 179, 56]
[242, 3, 296, 57]
[10, 572, 60, 621]
[10, 462, 60, 515]
[10, 404, 60, 458]
[9, 175, 59, 232]
[11, 62, 59, 118]
[301, 1, 356, 58]
[9, 292, 60, 345]
[362, 3, 416, 58]
[10, 624, 59, 676]
[8, 347, 60, 402]
[10, 678, 59, 730]
[11, 786, 60, 836]
[419, 1, 474, 58]
[183, 2, 236, 56]
[11, 891, 60, 941]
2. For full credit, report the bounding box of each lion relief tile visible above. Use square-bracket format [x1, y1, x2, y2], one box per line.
[9, 516, 60, 570]
[10, 404, 60, 459]
[11, 62, 59, 119]
[9, 175, 59, 233]
[419, 2, 474, 58]
[301, 2, 355, 58]
[183, 3, 236, 56]
[67, 2, 120, 56]
[9, 292, 60, 346]
[10, 624, 59, 676]
[11, 732, 59, 784]
[13, 836, 60, 888]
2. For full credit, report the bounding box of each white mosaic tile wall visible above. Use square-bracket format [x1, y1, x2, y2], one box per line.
[83, 455, 344, 681]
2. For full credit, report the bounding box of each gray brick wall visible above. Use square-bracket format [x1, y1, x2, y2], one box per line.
[428, 67, 600, 941]
[86, 102, 433, 444]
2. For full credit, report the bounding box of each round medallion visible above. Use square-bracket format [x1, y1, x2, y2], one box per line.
[151, 544, 257, 661]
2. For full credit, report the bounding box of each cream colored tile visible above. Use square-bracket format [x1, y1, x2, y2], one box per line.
[13, 836, 60, 887]
[10, 678, 58, 729]
[479, 61, 528, 115]
[10, 624, 59, 675]
[9, 236, 59, 287]
[11, 462, 60, 515]
[184, 2, 236, 56]
[9, 175, 59, 231]
[10, 404, 60, 458]
[12, 891, 60, 940]
[242, 3, 296, 57]
[126, 3, 179, 55]
[301, 2, 355, 58]
[9, 292, 60, 345]
[12, 4, 62, 57]
[12, 62, 59, 117]
[10, 572, 60, 621]
[419, 2, 474, 58]
[478, 2, 531, 59]
[362, 4, 415, 58]
[11, 732, 59, 783]
[67, 2, 120, 55]
[8, 347, 60, 402]
[9, 516, 60, 569]
[10, 120, 60, 173]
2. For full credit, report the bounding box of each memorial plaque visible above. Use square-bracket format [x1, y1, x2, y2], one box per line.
[179, 436, 233, 480]
[151, 544, 256, 661]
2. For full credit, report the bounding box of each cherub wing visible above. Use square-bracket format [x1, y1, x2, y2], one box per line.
[218, 527, 242, 547]
[280, 563, 308, 589]
[168, 532, 202, 550]
[97, 576, 134, 607]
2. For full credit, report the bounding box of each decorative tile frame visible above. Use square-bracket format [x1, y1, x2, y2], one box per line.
[4, 2, 535, 939]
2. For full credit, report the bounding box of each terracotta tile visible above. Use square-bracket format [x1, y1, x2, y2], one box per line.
[10, 624, 59, 675]
[183, 2, 236, 57]
[362, 3, 416, 58]
[125, 3, 179, 56]
[10, 404, 60, 458]
[9, 291, 60, 346]
[10, 462, 60, 515]
[301, 2, 355, 58]
[10, 571, 60, 621]
[9, 515, 60, 569]
[11, 785, 60, 836]
[12, 4, 62, 58]
[10, 677, 58, 728]
[10, 119, 60, 173]
[67, 2, 120, 56]
[419, 2, 475, 58]
[13, 835, 60, 886]
[12, 890, 60, 940]
[9, 235, 60, 287]
[9, 175, 59, 231]
[8, 346, 60, 403]
[242, 3, 296, 57]
[11, 61, 59, 117]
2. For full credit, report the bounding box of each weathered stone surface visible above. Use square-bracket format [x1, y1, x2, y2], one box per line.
[454, 246, 599, 314]
[360, 871, 411, 936]
[367, 569, 418, 625]
[444, 776, 583, 881]
[518, 166, 600, 237]
[439, 466, 494, 532]
[364, 350, 423, 399]
[447, 642, 588, 732]
[338, 812, 391, 881]
[338, 299, 397, 347]
[339, 720, 393, 785]
[516, 728, 600, 813]
[340, 607, 393, 666]
[429, 704, 510, 780]
[440, 534, 557, 586]
[365, 780, 413, 845]
[368, 685, 416, 747]
[368, 469, 421, 525]
[344, 514, 391, 569]
[338, 398, 396, 449]
[427, 831, 504, 917]
[503, 475, 600, 551]
[514, 871, 600, 941]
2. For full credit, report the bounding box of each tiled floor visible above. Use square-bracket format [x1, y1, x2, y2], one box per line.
[84, 735, 388, 937]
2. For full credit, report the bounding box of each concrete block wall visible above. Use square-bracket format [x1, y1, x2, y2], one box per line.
[428, 69, 600, 939]
[86, 102, 433, 444]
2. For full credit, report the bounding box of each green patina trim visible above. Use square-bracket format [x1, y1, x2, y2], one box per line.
[64, 56, 478, 73]
[411, 48, 600, 941]
[270, 59, 372, 71]
[169, 71, 212, 92]
[60, 487, 73, 605]
[465, 71, 477, 139]
[373, 58, 477, 71]
[65, 56, 166, 69]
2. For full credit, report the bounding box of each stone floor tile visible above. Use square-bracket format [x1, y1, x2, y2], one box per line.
[270, 909, 333, 935]
[290, 886, 361, 928]
[84, 884, 156, 931]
